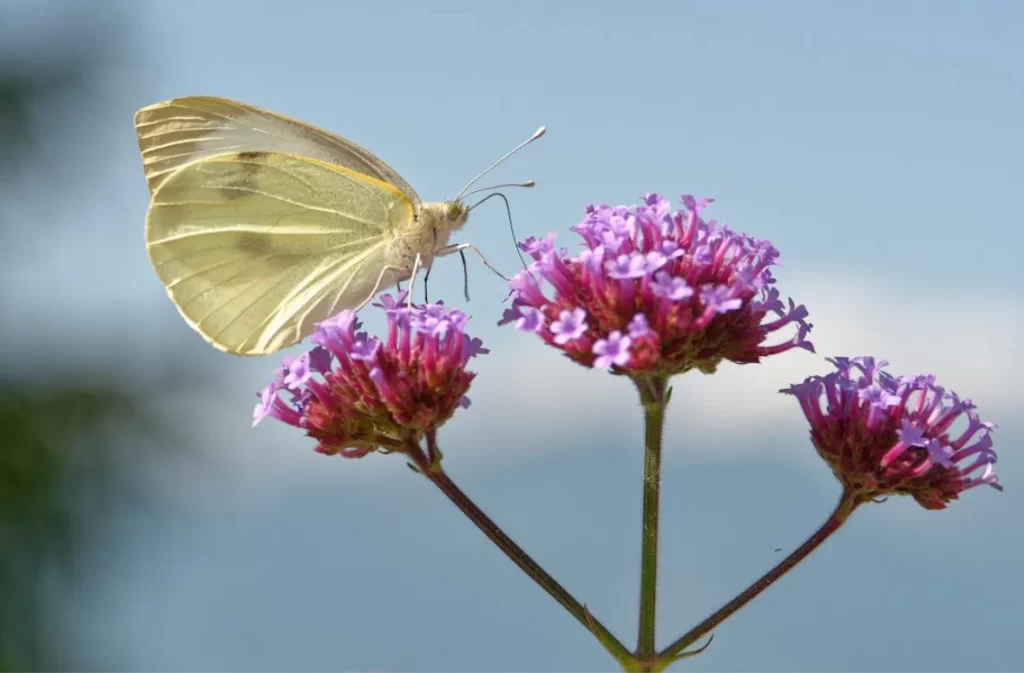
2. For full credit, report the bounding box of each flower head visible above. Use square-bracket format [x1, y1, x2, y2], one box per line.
[253, 293, 486, 458]
[502, 194, 813, 377]
[782, 356, 1002, 510]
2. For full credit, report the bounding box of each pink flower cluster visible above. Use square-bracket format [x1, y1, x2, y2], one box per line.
[783, 356, 1001, 509]
[253, 293, 487, 457]
[501, 194, 813, 377]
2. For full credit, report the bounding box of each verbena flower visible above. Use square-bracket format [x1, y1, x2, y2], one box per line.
[783, 356, 1002, 510]
[501, 194, 813, 377]
[252, 292, 487, 458]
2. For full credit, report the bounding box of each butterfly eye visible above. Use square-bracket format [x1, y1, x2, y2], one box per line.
[447, 202, 465, 220]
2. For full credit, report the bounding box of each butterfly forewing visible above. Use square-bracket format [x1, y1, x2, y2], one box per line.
[135, 96, 421, 206]
[145, 150, 415, 355]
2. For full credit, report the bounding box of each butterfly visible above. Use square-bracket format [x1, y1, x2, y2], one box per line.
[135, 96, 542, 355]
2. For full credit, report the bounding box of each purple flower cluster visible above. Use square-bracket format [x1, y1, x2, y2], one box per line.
[783, 356, 1001, 509]
[501, 194, 813, 377]
[253, 293, 487, 457]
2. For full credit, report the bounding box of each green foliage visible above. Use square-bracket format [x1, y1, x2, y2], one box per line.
[0, 384, 167, 671]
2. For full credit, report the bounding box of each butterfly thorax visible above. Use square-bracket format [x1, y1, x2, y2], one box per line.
[414, 200, 469, 259]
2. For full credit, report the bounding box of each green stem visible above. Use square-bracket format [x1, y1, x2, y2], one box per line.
[635, 376, 669, 663]
[654, 489, 861, 668]
[413, 452, 635, 667]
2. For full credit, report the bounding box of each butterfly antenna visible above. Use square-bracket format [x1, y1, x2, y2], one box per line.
[463, 181, 535, 200]
[468, 191, 528, 269]
[454, 126, 546, 202]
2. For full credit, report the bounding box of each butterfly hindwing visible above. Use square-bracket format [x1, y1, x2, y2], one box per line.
[145, 150, 416, 355]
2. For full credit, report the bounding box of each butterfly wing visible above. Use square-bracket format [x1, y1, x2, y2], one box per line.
[146, 150, 415, 355]
[134, 96, 421, 206]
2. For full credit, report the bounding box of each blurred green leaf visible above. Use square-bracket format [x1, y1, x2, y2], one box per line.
[0, 382, 170, 671]
[0, 69, 86, 176]
[0, 7, 115, 178]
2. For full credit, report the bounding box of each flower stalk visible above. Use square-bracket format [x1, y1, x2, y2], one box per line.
[655, 489, 861, 668]
[635, 376, 669, 663]
[405, 440, 637, 668]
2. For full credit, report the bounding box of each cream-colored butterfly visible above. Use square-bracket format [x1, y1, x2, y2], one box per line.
[135, 96, 543, 356]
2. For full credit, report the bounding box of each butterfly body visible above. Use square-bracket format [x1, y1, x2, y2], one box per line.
[389, 200, 469, 283]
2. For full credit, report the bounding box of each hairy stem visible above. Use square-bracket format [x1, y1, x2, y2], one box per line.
[635, 376, 669, 664]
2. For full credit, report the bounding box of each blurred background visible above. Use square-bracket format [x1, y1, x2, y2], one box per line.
[1, 0, 1021, 671]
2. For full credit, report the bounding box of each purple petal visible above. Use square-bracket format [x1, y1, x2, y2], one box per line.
[515, 306, 545, 333]
[252, 384, 279, 427]
[308, 346, 333, 374]
[463, 336, 490, 358]
[651, 271, 694, 301]
[350, 336, 382, 362]
[498, 305, 524, 327]
[282, 352, 313, 389]
[699, 285, 743, 314]
[628, 313, 651, 339]
[593, 331, 632, 368]
[550, 306, 588, 345]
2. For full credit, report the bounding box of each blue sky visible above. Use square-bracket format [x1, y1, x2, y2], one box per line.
[3, 0, 1023, 670]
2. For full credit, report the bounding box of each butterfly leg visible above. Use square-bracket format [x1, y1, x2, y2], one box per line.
[403, 253, 424, 309]
[436, 243, 511, 282]
[354, 260, 420, 313]
[458, 249, 469, 301]
[423, 259, 433, 303]
[422, 250, 469, 301]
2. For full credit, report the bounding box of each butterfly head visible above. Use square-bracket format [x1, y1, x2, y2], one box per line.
[444, 199, 469, 231]
[419, 200, 469, 241]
